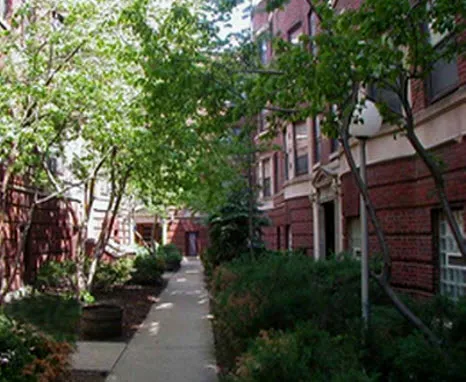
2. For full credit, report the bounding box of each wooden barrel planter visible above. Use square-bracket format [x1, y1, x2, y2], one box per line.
[165, 260, 181, 272]
[81, 304, 123, 340]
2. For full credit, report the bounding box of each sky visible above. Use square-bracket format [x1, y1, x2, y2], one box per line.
[218, 2, 252, 40]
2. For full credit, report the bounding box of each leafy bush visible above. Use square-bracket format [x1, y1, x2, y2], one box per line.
[211, 254, 370, 372]
[131, 252, 165, 285]
[228, 322, 375, 382]
[158, 244, 182, 271]
[93, 257, 134, 291]
[35, 260, 76, 292]
[0, 313, 72, 381]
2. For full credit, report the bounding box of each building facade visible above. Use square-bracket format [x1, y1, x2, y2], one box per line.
[134, 207, 209, 257]
[252, 0, 466, 298]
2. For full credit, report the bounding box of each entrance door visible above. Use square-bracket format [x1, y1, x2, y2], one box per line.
[186, 232, 199, 257]
[323, 201, 335, 258]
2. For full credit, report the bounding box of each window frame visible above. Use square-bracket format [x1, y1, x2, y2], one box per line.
[367, 82, 403, 116]
[262, 157, 272, 198]
[273, 152, 279, 194]
[285, 224, 292, 250]
[288, 22, 303, 45]
[330, 138, 339, 153]
[427, 37, 459, 103]
[258, 36, 269, 65]
[348, 217, 362, 259]
[0, 0, 9, 30]
[424, 6, 459, 103]
[283, 129, 289, 182]
[293, 122, 309, 177]
[437, 210, 465, 300]
[308, 11, 318, 55]
[258, 109, 267, 133]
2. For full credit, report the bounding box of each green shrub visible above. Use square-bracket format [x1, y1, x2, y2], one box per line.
[131, 252, 165, 285]
[228, 322, 375, 382]
[366, 298, 466, 381]
[158, 244, 182, 271]
[0, 313, 72, 381]
[205, 188, 269, 271]
[4, 294, 80, 342]
[135, 245, 153, 257]
[211, 254, 370, 372]
[35, 260, 77, 292]
[93, 257, 134, 291]
[211, 252, 466, 380]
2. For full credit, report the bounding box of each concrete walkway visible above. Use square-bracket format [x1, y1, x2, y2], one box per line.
[107, 258, 218, 382]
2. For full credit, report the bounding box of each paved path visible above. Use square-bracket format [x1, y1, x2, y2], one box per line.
[107, 258, 218, 382]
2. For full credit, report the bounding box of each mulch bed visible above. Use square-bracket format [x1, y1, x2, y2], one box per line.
[80, 280, 168, 342]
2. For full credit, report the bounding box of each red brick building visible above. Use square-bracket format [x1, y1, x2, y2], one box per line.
[252, 0, 466, 298]
[134, 208, 208, 257]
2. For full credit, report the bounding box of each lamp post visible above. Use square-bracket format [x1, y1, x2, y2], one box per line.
[349, 99, 382, 328]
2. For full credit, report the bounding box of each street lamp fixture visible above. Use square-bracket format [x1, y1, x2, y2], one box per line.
[349, 99, 382, 328]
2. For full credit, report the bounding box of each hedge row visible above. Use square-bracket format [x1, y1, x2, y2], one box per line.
[209, 253, 466, 381]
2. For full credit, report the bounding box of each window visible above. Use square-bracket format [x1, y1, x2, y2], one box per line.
[367, 83, 402, 115]
[330, 138, 339, 153]
[256, 164, 261, 193]
[141, 224, 152, 243]
[283, 130, 289, 181]
[308, 12, 318, 55]
[258, 109, 267, 132]
[232, 126, 241, 137]
[100, 180, 110, 196]
[262, 158, 271, 198]
[426, 6, 459, 101]
[277, 226, 281, 250]
[428, 44, 459, 101]
[273, 153, 279, 194]
[293, 122, 309, 176]
[46, 157, 58, 175]
[288, 23, 302, 45]
[0, 0, 8, 19]
[285, 225, 292, 250]
[313, 118, 321, 164]
[259, 38, 268, 65]
[348, 218, 361, 258]
[439, 210, 465, 300]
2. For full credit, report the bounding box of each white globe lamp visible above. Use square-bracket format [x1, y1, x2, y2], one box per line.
[349, 99, 383, 138]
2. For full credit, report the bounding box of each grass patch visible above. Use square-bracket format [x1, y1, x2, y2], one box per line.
[4, 293, 81, 342]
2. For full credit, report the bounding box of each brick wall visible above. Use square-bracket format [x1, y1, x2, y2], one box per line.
[341, 139, 466, 295]
[262, 195, 313, 256]
[167, 218, 209, 257]
[1, 175, 74, 290]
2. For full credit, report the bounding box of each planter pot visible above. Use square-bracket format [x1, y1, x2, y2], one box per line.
[81, 303, 123, 340]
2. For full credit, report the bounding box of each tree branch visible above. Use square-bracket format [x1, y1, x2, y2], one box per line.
[44, 40, 86, 87]
[232, 68, 286, 76]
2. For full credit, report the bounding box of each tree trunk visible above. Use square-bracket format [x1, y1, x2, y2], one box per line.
[397, 77, 466, 260]
[150, 214, 158, 254]
[405, 124, 466, 259]
[86, 168, 131, 290]
[247, 127, 255, 258]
